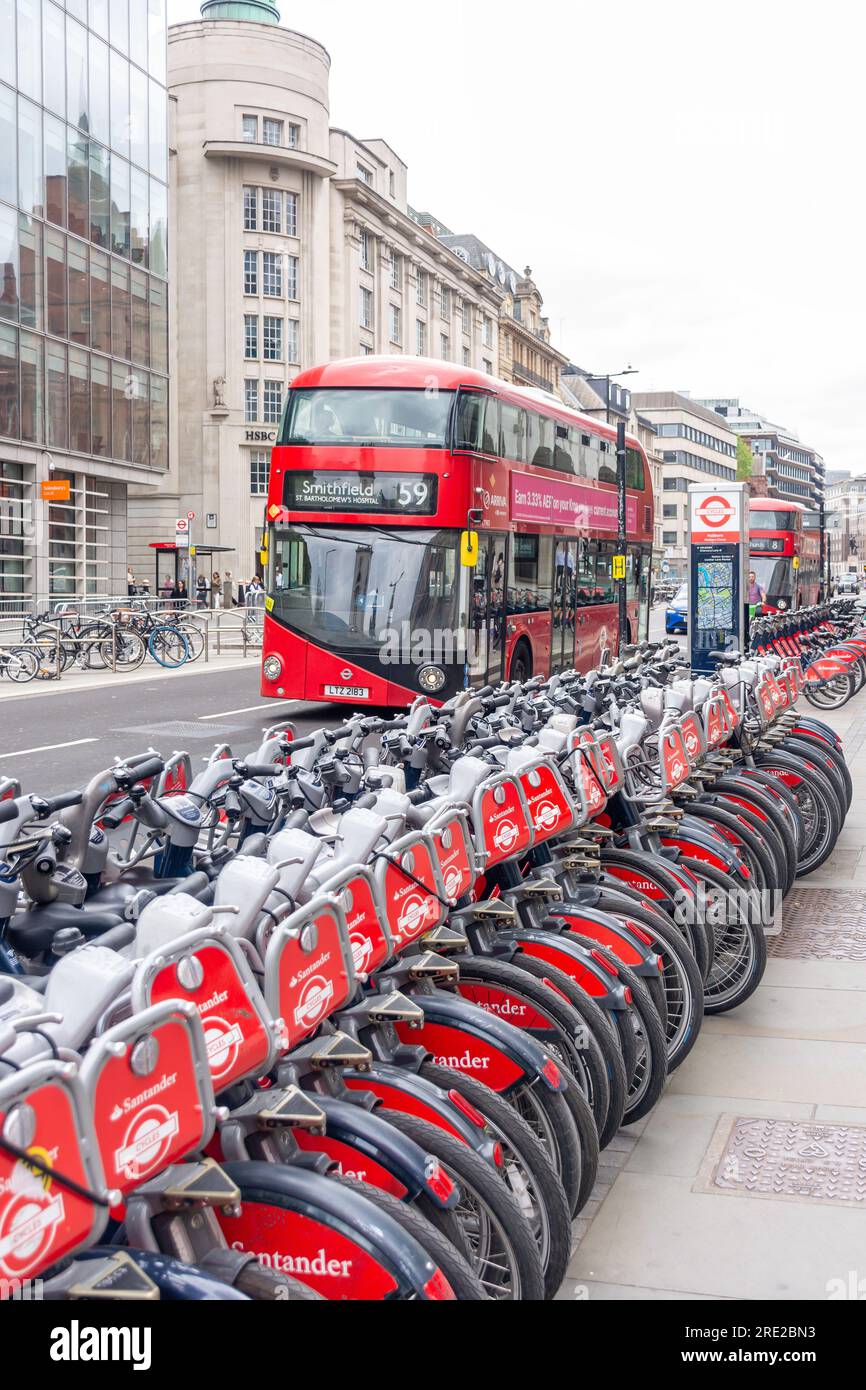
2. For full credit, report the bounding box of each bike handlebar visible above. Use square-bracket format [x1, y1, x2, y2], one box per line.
[0, 800, 19, 824]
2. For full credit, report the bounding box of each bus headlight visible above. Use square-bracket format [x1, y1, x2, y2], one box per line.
[263, 655, 283, 681]
[418, 664, 446, 693]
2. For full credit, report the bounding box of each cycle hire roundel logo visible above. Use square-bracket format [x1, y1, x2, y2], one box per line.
[692, 492, 739, 544]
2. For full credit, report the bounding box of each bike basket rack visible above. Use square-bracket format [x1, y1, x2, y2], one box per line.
[264, 893, 355, 1051]
[514, 756, 576, 844]
[0, 1060, 108, 1284]
[373, 832, 448, 952]
[132, 927, 280, 1094]
[423, 808, 477, 904]
[314, 863, 394, 982]
[471, 772, 534, 868]
[79, 1000, 217, 1198]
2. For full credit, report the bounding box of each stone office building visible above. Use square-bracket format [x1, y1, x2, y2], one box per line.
[129, 0, 503, 585]
[0, 0, 169, 604]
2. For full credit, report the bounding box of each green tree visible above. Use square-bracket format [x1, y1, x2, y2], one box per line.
[736, 436, 755, 481]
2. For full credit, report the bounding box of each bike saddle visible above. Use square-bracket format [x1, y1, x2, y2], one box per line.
[86, 871, 208, 912]
[7, 902, 126, 958]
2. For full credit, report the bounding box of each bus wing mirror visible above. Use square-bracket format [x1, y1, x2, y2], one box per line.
[460, 532, 479, 568]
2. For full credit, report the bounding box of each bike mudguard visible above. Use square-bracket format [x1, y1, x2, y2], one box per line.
[342, 1061, 496, 1150]
[789, 719, 843, 751]
[550, 903, 664, 979]
[659, 828, 751, 882]
[805, 655, 850, 683]
[290, 1094, 457, 1208]
[77, 1246, 251, 1299]
[217, 1160, 455, 1300]
[392, 990, 563, 1095]
[508, 927, 632, 1011]
[597, 846, 697, 909]
[0, 1060, 108, 1286]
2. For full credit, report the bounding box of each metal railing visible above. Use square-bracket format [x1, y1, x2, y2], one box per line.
[0, 606, 263, 686]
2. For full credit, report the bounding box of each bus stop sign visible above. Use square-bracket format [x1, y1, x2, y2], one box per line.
[688, 482, 749, 673]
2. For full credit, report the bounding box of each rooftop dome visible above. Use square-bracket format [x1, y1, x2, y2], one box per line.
[199, 0, 280, 23]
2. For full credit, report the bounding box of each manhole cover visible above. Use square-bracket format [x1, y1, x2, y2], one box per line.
[116, 721, 247, 739]
[770, 887, 866, 960]
[702, 1117, 866, 1207]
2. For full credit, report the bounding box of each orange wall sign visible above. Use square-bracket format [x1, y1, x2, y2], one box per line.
[41, 479, 71, 502]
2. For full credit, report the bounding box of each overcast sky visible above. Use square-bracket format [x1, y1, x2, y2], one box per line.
[169, 0, 865, 475]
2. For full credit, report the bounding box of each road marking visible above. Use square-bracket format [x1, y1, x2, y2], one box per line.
[198, 701, 294, 721]
[0, 736, 100, 759]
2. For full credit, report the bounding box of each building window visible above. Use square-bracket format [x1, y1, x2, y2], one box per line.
[244, 314, 258, 359]
[416, 320, 426, 355]
[462, 301, 472, 335]
[463, 346, 471, 366]
[389, 252, 401, 290]
[482, 315, 493, 347]
[357, 163, 372, 185]
[440, 333, 450, 360]
[285, 191, 298, 237]
[288, 123, 300, 148]
[483, 358, 493, 375]
[662, 504, 677, 519]
[359, 286, 373, 329]
[242, 115, 258, 143]
[263, 379, 282, 423]
[662, 531, 678, 546]
[389, 304, 401, 344]
[244, 378, 258, 423]
[286, 319, 299, 364]
[262, 118, 283, 147]
[416, 269, 427, 307]
[250, 450, 270, 494]
[262, 251, 282, 297]
[243, 186, 258, 231]
[286, 254, 299, 300]
[263, 316, 282, 361]
[244, 250, 258, 296]
[440, 286, 450, 319]
[262, 188, 282, 234]
[360, 230, 372, 271]
[360, 343, 374, 355]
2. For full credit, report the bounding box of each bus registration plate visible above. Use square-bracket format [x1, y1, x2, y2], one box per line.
[324, 684, 370, 699]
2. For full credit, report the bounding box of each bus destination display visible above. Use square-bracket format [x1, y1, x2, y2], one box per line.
[283, 471, 438, 515]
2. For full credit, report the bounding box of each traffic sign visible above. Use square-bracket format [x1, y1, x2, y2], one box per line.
[187, 511, 196, 520]
[175, 517, 190, 548]
[689, 489, 742, 544]
[612, 555, 626, 581]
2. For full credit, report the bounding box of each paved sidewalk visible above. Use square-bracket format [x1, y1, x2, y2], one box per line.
[560, 688, 866, 1301]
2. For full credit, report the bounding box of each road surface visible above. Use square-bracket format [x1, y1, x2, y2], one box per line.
[0, 664, 336, 795]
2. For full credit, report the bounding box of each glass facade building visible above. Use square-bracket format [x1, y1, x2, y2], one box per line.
[0, 0, 168, 600]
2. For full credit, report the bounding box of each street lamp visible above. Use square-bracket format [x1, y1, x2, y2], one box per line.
[590, 367, 639, 425]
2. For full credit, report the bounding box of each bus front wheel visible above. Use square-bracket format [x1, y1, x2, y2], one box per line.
[509, 640, 532, 685]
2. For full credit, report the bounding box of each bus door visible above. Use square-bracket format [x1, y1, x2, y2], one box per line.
[554, 540, 578, 671]
[468, 532, 506, 686]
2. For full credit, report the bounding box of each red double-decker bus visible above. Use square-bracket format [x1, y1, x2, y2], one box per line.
[260, 357, 653, 706]
[748, 498, 821, 612]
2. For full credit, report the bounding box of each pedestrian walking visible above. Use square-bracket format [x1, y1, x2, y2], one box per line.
[127, 565, 136, 596]
[212, 572, 223, 609]
[196, 573, 209, 609]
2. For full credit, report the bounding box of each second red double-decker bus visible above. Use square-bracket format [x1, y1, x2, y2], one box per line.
[260, 357, 653, 706]
[749, 498, 821, 612]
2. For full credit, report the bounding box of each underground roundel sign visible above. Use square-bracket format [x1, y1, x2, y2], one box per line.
[690, 490, 741, 544]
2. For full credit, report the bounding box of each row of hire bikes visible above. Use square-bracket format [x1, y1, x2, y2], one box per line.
[0, 601, 862, 1301]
